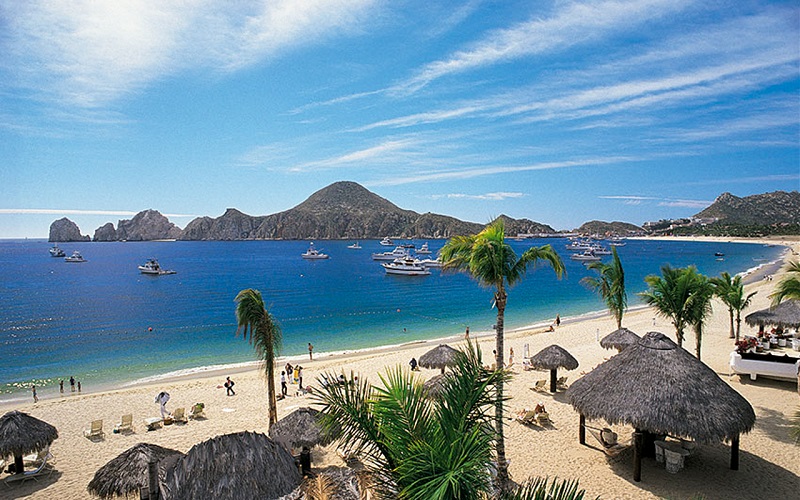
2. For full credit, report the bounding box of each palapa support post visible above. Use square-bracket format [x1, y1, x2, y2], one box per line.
[730, 435, 740, 470]
[579, 414, 586, 445]
[13, 455, 23, 475]
[632, 431, 644, 482]
[147, 460, 160, 499]
[550, 369, 558, 392]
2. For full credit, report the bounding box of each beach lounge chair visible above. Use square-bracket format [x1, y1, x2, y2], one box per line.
[515, 409, 538, 425]
[172, 407, 188, 424]
[535, 411, 551, 425]
[585, 426, 630, 457]
[114, 414, 134, 433]
[23, 446, 52, 467]
[557, 376, 569, 390]
[531, 379, 548, 392]
[3, 453, 53, 486]
[522, 360, 534, 371]
[83, 419, 105, 439]
[189, 403, 205, 419]
[144, 417, 163, 431]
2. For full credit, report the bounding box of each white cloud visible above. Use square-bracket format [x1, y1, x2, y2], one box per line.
[430, 192, 525, 201]
[0, 209, 196, 217]
[657, 199, 712, 209]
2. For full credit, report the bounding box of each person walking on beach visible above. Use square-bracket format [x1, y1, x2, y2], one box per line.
[32, 385, 38, 403]
[555, 314, 561, 327]
[308, 342, 314, 361]
[225, 376, 235, 396]
[286, 363, 294, 383]
[293, 365, 300, 384]
[509, 347, 514, 366]
[281, 371, 287, 396]
[59, 379, 64, 394]
[298, 366, 304, 390]
[409, 357, 418, 371]
[70, 376, 75, 392]
[465, 326, 470, 340]
[77, 381, 81, 393]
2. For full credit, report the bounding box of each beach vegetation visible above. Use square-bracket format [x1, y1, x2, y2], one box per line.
[685, 270, 715, 360]
[769, 261, 800, 306]
[497, 476, 595, 500]
[711, 272, 757, 342]
[439, 219, 565, 492]
[234, 288, 282, 427]
[581, 245, 626, 329]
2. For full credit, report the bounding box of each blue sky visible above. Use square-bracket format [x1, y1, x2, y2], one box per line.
[1, 0, 798, 238]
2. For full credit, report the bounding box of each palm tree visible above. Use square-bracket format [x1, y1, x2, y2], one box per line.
[235, 288, 282, 427]
[711, 272, 757, 342]
[640, 265, 697, 348]
[686, 270, 714, 360]
[770, 261, 800, 305]
[581, 246, 626, 329]
[439, 219, 565, 492]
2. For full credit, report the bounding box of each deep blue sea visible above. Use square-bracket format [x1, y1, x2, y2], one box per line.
[0, 238, 783, 403]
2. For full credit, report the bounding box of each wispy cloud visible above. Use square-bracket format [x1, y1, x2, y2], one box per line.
[0, 209, 196, 218]
[657, 199, 712, 209]
[429, 192, 524, 201]
[599, 196, 711, 209]
[680, 174, 800, 187]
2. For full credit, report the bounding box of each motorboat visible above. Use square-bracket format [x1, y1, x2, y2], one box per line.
[590, 245, 612, 255]
[347, 242, 362, 249]
[565, 240, 593, 251]
[414, 258, 442, 268]
[416, 242, 432, 255]
[371, 246, 409, 261]
[570, 250, 601, 262]
[379, 237, 394, 246]
[382, 256, 431, 276]
[301, 243, 329, 260]
[714, 252, 725, 257]
[609, 238, 626, 247]
[138, 258, 176, 275]
[64, 251, 86, 263]
[49, 244, 65, 257]
[399, 243, 415, 249]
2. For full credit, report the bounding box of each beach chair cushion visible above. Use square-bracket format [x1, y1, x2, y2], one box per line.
[189, 403, 205, 419]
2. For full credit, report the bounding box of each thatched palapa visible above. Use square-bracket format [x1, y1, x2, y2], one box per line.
[269, 407, 332, 450]
[160, 431, 301, 500]
[423, 373, 447, 398]
[567, 331, 755, 481]
[87, 443, 184, 499]
[744, 299, 800, 328]
[0, 410, 58, 475]
[418, 344, 461, 374]
[527, 344, 579, 392]
[600, 327, 640, 351]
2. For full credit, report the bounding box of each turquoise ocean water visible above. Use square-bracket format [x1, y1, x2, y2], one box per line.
[0, 238, 783, 403]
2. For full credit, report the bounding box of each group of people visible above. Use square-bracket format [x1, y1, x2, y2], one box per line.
[282, 363, 304, 395]
[33, 376, 82, 402]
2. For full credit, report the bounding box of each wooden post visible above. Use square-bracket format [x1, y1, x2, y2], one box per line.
[633, 431, 644, 482]
[730, 435, 740, 470]
[13, 455, 24, 475]
[550, 369, 557, 392]
[147, 460, 159, 500]
[579, 414, 586, 445]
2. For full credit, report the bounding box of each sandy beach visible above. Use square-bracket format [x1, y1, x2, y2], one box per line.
[2, 237, 798, 500]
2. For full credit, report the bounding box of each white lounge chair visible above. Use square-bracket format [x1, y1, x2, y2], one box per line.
[143, 417, 163, 431]
[83, 419, 105, 439]
[23, 446, 52, 466]
[114, 414, 134, 433]
[172, 407, 188, 424]
[3, 453, 53, 486]
[531, 379, 548, 392]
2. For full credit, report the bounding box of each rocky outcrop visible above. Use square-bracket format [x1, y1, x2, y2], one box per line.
[114, 210, 183, 241]
[576, 220, 642, 235]
[49, 218, 90, 242]
[180, 209, 266, 240]
[694, 191, 800, 226]
[93, 223, 117, 242]
[497, 214, 556, 236]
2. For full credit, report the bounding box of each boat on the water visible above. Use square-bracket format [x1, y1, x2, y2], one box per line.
[382, 256, 431, 276]
[590, 245, 612, 255]
[64, 251, 86, 263]
[714, 252, 725, 257]
[347, 242, 362, 249]
[565, 240, 593, 251]
[371, 246, 409, 261]
[416, 242, 432, 255]
[570, 250, 601, 262]
[379, 237, 394, 246]
[301, 242, 329, 260]
[49, 244, 65, 257]
[414, 258, 442, 268]
[138, 259, 176, 275]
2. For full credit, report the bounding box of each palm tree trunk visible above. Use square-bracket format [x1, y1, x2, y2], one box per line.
[728, 309, 735, 339]
[267, 351, 278, 427]
[695, 327, 702, 360]
[493, 288, 509, 492]
[735, 314, 742, 343]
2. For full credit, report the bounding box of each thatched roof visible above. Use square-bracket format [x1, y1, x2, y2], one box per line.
[291, 466, 363, 500]
[527, 345, 579, 371]
[423, 374, 447, 398]
[418, 344, 461, 370]
[87, 443, 184, 499]
[0, 410, 58, 458]
[600, 328, 640, 351]
[744, 299, 800, 328]
[269, 407, 333, 449]
[160, 431, 301, 500]
[567, 331, 755, 443]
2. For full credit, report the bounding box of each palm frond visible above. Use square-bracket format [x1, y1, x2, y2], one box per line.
[498, 476, 595, 500]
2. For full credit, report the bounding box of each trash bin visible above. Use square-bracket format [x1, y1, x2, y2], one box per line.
[664, 448, 687, 473]
[299, 447, 311, 475]
[654, 441, 665, 464]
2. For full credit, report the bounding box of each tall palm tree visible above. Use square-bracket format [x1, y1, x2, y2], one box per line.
[711, 272, 757, 342]
[581, 246, 626, 329]
[770, 261, 800, 305]
[235, 288, 282, 427]
[686, 270, 714, 360]
[439, 219, 565, 492]
[640, 265, 697, 348]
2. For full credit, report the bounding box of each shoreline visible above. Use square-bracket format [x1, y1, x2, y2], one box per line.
[2, 236, 791, 407]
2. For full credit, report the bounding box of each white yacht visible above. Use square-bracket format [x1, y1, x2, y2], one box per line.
[64, 251, 86, 263]
[371, 246, 408, 261]
[301, 243, 329, 260]
[138, 259, 176, 275]
[590, 245, 612, 255]
[382, 256, 431, 276]
[347, 242, 362, 249]
[565, 240, 593, 251]
[49, 244, 65, 257]
[416, 242, 432, 255]
[414, 258, 442, 268]
[570, 250, 601, 262]
[379, 237, 394, 246]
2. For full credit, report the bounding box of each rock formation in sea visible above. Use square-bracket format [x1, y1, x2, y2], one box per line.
[576, 220, 643, 235]
[49, 218, 90, 242]
[181, 208, 266, 240]
[93, 222, 117, 242]
[113, 209, 183, 241]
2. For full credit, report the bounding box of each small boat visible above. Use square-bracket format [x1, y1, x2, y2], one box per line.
[64, 251, 86, 263]
[714, 252, 725, 257]
[49, 244, 65, 257]
[416, 242, 432, 255]
[570, 250, 601, 262]
[301, 242, 329, 260]
[590, 245, 612, 255]
[372, 246, 409, 261]
[347, 242, 362, 249]
[379, 237, 394, 246]
[414, 258, 442, 268]
[399, 243, 415, 249]
[382, 256, 431, 276]
[565, 240, 593, 251]
[138, 259, 176, 275]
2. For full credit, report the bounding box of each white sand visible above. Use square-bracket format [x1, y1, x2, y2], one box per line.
[2, 237, 798, 499]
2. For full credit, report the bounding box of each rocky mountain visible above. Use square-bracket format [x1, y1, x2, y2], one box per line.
[496, 214, 556, 236]
[181, 209, 267, 240]
[694, 191, 800, 225]
[94, 209, 183, 241]
[576, 220, 643, 235]
[49, 218, 91, 242]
